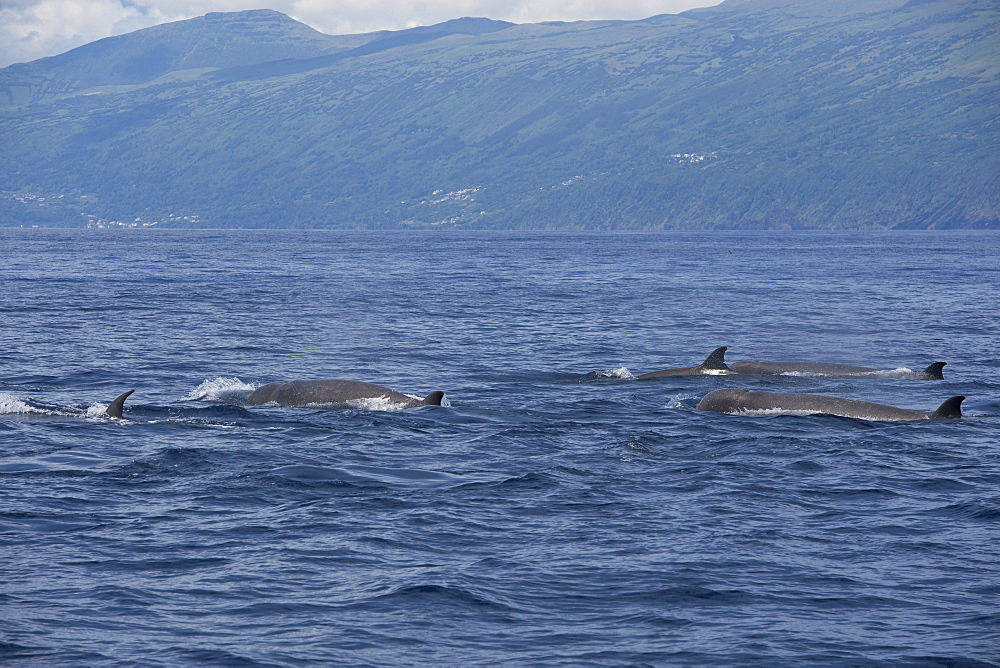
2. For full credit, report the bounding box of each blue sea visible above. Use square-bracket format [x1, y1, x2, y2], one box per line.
[2, 229, 998, 666]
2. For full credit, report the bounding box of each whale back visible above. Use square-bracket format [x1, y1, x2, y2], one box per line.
[729, 360, 879, 376]
[636, 346, 731, 379]
[106, 390, 135, 419]
[730, 358, 947, 380]
[697, 389, 964, 421]
[423, 391, 445, 406]
[922, 362, 947, 380]
[700, 346, 730, 371]
[930, 395, 964, 419]
[248, 379, 443, 409]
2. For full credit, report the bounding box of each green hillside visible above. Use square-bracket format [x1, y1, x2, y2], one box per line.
[1, 0, 997, 229]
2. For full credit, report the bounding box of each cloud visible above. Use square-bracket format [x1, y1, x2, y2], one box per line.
[0, 0, 176, 66]
[0, 0, 722, 68]
[290, 0, 719, 35]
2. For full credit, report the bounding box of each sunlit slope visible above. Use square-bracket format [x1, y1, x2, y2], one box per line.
[1, 0, 996, 229]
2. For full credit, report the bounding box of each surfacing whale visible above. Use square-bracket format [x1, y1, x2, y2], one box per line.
[728, 359, 946, 380]
[635, 346, 734, 379]
[247, 379, 444, 409]
[696, 389, 964, 421]
[106, 390, 135, 419]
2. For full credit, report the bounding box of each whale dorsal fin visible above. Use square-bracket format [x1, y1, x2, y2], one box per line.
[423, 391, 445, 406]
[700, 346, 730, 370]
[106, 390, 135, 419]
[923, 362, 946, 379]
[931, 395, 964, 419]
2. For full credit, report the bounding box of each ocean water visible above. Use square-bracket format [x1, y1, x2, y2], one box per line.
[1, 229, 998, 666]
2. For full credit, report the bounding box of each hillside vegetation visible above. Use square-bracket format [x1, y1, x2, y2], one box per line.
[1, 0, 996, 229]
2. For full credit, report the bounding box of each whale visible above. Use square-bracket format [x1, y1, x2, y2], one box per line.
[635, 347, 734, 379]
[696, 388, 964, 421]
[728, 359, 946, 379]
[106, 390, 135, 419]
[247, 379, 444, 409]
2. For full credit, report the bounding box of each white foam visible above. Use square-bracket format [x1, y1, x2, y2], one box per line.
[738, 408, 820, 417]
[0, 392, 122, 419]
[340, 392, 449, 411]
[593, 367, 636, 380]
[667, 395, 696, 409]
[186, 377, 256, 401]
[872, 367, 914, 378]
[0, 393, 60, 415]
[779, 367, 913, 378]
[344, 396, 412, 411]
[86, 403, 114, 419]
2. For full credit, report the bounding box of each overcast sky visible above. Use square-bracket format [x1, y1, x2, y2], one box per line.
[0, 0, 725, 68]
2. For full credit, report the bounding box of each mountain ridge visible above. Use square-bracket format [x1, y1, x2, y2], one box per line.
[1, 1, 996, 230]
[0, 9, 369, 104]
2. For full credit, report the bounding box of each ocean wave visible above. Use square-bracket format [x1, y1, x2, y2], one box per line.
[268, 464, 509, 489]
[5, 230, 999, 666]
[928, 500, 1000, 521]
[366, 583, 518, 612]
